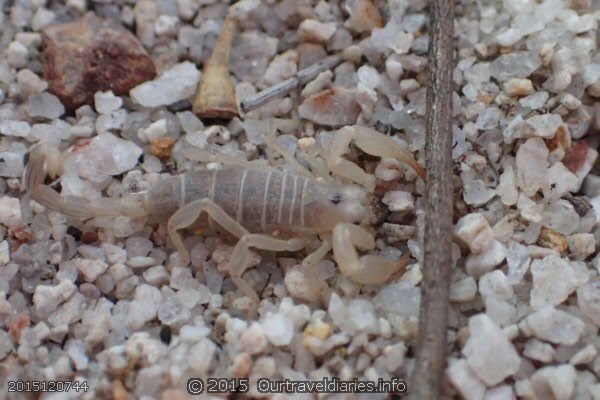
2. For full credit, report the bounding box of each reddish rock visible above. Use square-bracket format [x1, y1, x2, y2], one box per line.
[8, 313, 30, 343]
[41, 14, 156, 110]
[298, 87, 361, 126]
[81, 231, 99, 244]
[563, 140, 599, 191]
[564, 141, 593, 173]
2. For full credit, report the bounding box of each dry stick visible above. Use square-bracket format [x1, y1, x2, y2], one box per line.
[239, 54, 343, 113]
[408, 1, 455, 399]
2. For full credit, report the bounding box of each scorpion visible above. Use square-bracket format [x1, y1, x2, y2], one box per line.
[24, 125, 425, 303]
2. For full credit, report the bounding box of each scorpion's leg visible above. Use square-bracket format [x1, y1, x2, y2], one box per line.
[325, 126, 426, 192]
[301, 236, 332, 268]
[332, 223, 410, 284]
[167, 198, 249, 265]
[229, 234, 308, 302]
[301, 236, 333, 303]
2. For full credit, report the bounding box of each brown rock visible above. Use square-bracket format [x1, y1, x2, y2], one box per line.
[545, 124, 571, 162]
[41, 14, 156, 110]
[537, 227, 568, 253]
[347, 0, 383, 33]
[82, 231, 99, 244]
[8, 313, 30, 343]
[298, 87, 361, 126]
[150, 137, 176, 159]
[563, 141, 594, 174]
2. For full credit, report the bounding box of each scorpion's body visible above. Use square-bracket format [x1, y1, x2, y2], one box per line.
[145, 167, 385, 234]
[25, 125, 425, 303]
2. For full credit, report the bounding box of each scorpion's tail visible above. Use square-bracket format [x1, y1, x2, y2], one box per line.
[24, 143, 146, 220]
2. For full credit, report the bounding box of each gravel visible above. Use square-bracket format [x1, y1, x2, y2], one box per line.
[0, 0, 599, 399]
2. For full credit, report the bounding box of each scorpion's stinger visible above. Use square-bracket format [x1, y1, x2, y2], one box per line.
[24, 143, 146, 220]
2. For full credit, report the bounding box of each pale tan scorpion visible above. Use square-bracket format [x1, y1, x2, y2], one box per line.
[24, 125, 425, 302]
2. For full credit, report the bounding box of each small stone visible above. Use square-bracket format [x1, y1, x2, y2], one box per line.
[503, 78, 534, 97]
[563, 141, 598, 192]
[544, 162, 577, 200]
[371, 22, 413, 55]
[520, 307, 585, 345]
[95, 109, 127, 133]
[382, 191, 414, 213]
[569, 344, 597, 365]
[490, 51, 542, 80]
[454, 213, 495, 254]
[94, 91, 123, 114]
[516, 137, 549, 197]
[446, 359, 486, 400]
[537, 227, 568, 253]
[0, 241, 9, 266]
[382, 342, 406, 372]
[506, 241, 530, 284]
[462, 314, 521, 386]
[577, 280, 600, 326]
[154, 15, 178, 36]
[140, 119, 167, 142]
[465, 240, 507, 278]
[33, 280, 76, 315]
[380, 223, 415, 242]
[27, 92, 65, 119]
[65, 340, 88, 371]
[530, 364, 576, 400]
[519, 91, 549, 110]
[157, 297, 190, 327]
[566, 106, 593, 139]
[450, 277, 477, 303]
[130, 61, 200, 108]
[65, 132, 143, 182]
[261, 312, 294, 347]
[0, 330, 13, 359]
[530, 255, 589, 310]
[74, 258, 109, 282]
[347, 299, 378, 334]
[297, 19, 337, 43]
[568, 233, 595, 259]
[0, 197, 23, 228]
[17, 69, 48, 96]
[42, 14, 156, 109]
[30, 7, 54, 30]
[298, 87, 360, 127]
[126, 284, 163, 330]
[264, 50, 298, 86]
[0, 120, 31, 138]
[545, 124, 571, 164]
[525, 114, 563, 139]
[347, 0, 383, 33]
[497, 165, 518, 206]
[150, 137, 176, 160]
[302, 320, 331, 346]
[484, 385, 515, 400]
[523, 338, 555, 363]
[284, 265, 321, 302]
[240, 322, 269, 355]
[6, 41, 28, 68]
[188, 338, 216, 375]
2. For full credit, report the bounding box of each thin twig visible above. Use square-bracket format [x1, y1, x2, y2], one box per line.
[408, 1, 454, 399]
[239, 54, 343, 113]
